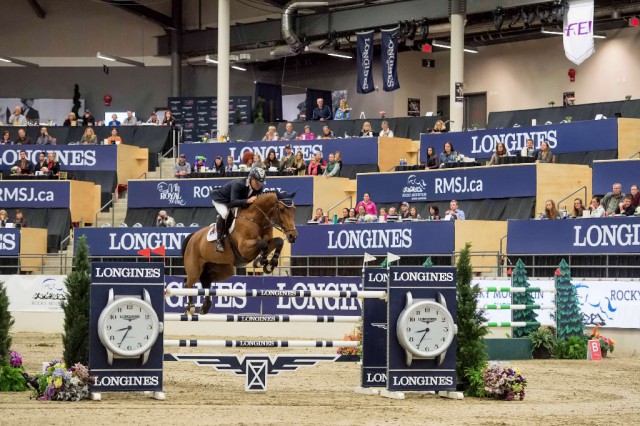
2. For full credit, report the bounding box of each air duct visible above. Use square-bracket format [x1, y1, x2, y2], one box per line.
[282, 1, 328, 54]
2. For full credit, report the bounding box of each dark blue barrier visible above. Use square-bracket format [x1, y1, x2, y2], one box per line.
[507, 218, 640, 254]
[0, 229, 20, 256]
[127, 176, 314, 208]
[592, 160, 640, 195]
[421, 119, 618, 160]
[0, 145, 117, 172]
[0, 181, 70, 208]
[76, 227, 199, 256]
[179, 137, 378, 165]
[357, 165, 537, 203]
[291, 222, 455, 256]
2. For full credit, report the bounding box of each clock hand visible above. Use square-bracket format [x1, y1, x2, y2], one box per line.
[417, 328, 430, 348]
[115, 327, 129, 332]
[118, 325, 132, 346]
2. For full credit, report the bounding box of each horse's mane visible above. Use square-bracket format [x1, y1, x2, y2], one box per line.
[253, 191, 278, 207]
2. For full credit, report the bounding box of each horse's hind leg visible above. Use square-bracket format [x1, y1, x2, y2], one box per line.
[184, 259, 204, 315]
[200, 263, 235, 315]
[199, 264, 214, 315]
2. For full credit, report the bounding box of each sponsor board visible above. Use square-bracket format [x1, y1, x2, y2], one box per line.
[0, 146, 117, 172]
[75, 227, 198, 256]
[0, 181, 70, 208]
[4, 275, 67, 311]
[0, 229, 19, 255]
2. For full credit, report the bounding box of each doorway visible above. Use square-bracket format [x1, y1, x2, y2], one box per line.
[437, 92, 487, 129]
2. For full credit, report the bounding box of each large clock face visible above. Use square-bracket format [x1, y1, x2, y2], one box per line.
[98, 297, 160, 357]
[397, 300, 455, 358]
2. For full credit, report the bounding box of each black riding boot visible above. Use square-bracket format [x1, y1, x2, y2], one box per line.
[216, 216, 226, 252]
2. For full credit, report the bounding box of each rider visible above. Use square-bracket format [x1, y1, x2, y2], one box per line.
[211, 167, 266, 252]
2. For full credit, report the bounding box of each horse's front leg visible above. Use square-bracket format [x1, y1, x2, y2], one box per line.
[251, 239, 270, 268]
[263, 237, 284, 274]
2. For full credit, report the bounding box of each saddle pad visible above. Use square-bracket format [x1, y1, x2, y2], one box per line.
[206, 208, 239, 241]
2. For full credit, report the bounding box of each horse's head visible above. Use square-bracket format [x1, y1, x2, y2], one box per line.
[273, 191, 298, 243]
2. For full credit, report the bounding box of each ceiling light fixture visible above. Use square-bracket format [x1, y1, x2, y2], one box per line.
[431, 40, 478, 54]
[96, 52, 144, 67]
[205, 55, 218, 64]
[327, 52, 353, 59]
[0, 55, 39, 67]
[541, 28, 606, 38]
[231, 65, 247, 71]
[0, 57, 12, 63]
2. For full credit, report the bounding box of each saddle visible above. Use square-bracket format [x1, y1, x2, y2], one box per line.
[206, 208, 238, 242]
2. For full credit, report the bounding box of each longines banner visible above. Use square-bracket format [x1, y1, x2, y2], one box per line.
[179, 137, 378, 165]
[0, 181, 70, 208]
[421, 119, 617, 160]
[0, 229, 20, 256]
[507, 218, 640, 254]
[356, 30, 375, 94]
[74, 227, 199, 256]
[592, 160, 640, 195]
[291, 222, 455, 256]
[357, 166, 537, 203]
[380, 27, 400, 92]
[127, 177, 314, 208]
[0, 146, 117, 172]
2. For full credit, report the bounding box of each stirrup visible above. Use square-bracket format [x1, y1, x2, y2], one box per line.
[216, 240, 224, 252]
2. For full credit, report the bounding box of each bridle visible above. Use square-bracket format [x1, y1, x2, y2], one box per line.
[237, 197, 296, 235]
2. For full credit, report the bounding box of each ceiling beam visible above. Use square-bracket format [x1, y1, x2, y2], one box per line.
[103, 0, 174, 29]
[27, 0, 46, 19]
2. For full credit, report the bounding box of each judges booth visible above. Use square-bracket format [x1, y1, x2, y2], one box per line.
[0, 228, 47, 273]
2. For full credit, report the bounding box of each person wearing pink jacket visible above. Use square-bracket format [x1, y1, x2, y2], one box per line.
[356, 193, 378, 216]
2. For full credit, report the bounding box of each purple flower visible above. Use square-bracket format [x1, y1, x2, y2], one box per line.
[9, 350, 22, 368]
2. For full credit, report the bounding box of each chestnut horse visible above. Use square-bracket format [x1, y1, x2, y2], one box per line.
[181, 192, 297, 314]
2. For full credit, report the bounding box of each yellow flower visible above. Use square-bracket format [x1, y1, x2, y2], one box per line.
[53, 377, 63, 388]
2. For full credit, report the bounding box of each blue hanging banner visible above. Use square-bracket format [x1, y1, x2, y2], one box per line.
[356, 30, 375, 94]
[381, 27, 400, 92]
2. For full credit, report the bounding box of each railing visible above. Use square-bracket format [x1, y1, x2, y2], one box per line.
[557, 185, 588, 215]
[629, 151, 640, 159]
[326, 195, 353, 218]
[94, 192, 116, 227]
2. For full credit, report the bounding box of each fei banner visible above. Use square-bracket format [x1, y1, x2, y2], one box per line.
[0, 181, 70, 208]
[291, 222, 455, 256]
[0, 145, 117, 172]
[381, 27, 400, 92]
[75, 227, 199, 257]
[507, 217, 640, 254]
[0, 228, 20, 256]
[357, 166, 537, 203]
[127, 177, 314, 208]
[592, 160, 640, 195]
[564, 0, 595, 66]
[421, 119, 617, 160]
[179, 137, 378, 166]
[356, 30, 375, 94]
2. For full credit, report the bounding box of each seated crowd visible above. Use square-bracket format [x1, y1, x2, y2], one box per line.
[538, 183, 640, 219]
[9, 150, 60, 177]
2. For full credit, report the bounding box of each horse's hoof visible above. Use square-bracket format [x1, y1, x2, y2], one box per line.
[200, 304, 211, 315]
[185, 305, 196, 315]
[263, 264, 275, 274]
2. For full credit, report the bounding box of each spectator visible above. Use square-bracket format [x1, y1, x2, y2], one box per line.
[146, 112, 160, 124]
[387, 207, 399, 222]
[264, 149, 279, 170]
[431, 119, 447, 133]
[487, 142, 509, 165]
[445, 199, 465, 220]
[356, 192, 378, 216]
[307, 156, 323, 175]
[107, 128, 122, 144]
[312, 98, 332, 121]
[122, 110, 137, 125]
[299, 125, 315, 140]
[334, 151, 343, 175]
[81, 127, 98, 145]
[1, 130, 11, 145]
[63, 112, 78, 126]
[571, 198, 586, 218]
[262, 125, 279, 141]
[630, 184, 640, 208]
[425, 146, 440, 169]
[536, 141, 553, 163]
[96, 120, 105, 126]
[292, 151, 306, 175]
[162, 111, 176, 126]
[439, 142, 458, 167]
[538, 199, 559, 220]
[13, 150, 33, 175]
[601, 183, 625, 215]
[241, 151, 254, 170]
[314, 151, 326, 167]
[155, 210, 175, 227]
[614, 194, 636, 216]
[83, 109, 96, 126]
[0, 210, 9, 227]
[14, 128, 33, 145]
[429, 205, 440, 221]
[323, 153, 341, 178]
[33, 152, 47, 174]
[225, 155, 237, 172]
[319, 125, 335, 139]
[253, 153, 265, 169]
[590, 196, 605, 218]
[279, 144, 295, 172]
[337, 207, 350, 224]
[210, 156, 225, 175]
[334, 98, 351, 120]
[281, 123, 298, 140]
[108, 114, 121, 126]
[379, 121, 394, 138]
[520, 138, 537, 158]
[8, 106, 27, 126]
[399, 202, 410, 219]
[409, 207, 422, 220]
[14, 210, 28, 228]
[311, 208, 328, 224]
[173, 154, 191, 178]
[347, 208, 357, 222]
[36, 127, 57, 145]
[355, 205, 368, 223]
[378, 207, 388, 223]
[359, 122, 378, 137]
[43, 151, 60, 177]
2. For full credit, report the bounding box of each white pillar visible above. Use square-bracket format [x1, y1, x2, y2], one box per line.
[449, 13, 464, 132]
[217, 0, 230, 139]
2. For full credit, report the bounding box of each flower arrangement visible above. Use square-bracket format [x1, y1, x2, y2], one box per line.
[0, 350, 27, 392]
[10, 166, 21, 175]
[337, 329, 362, 357]
[482, 361, 527, 401]
[34, 359, 94, 401]
[589, 325, 615, 355]
[194, 155, 207, 170]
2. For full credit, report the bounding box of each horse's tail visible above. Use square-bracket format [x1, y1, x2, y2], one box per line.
[182, 232, 194, 258]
